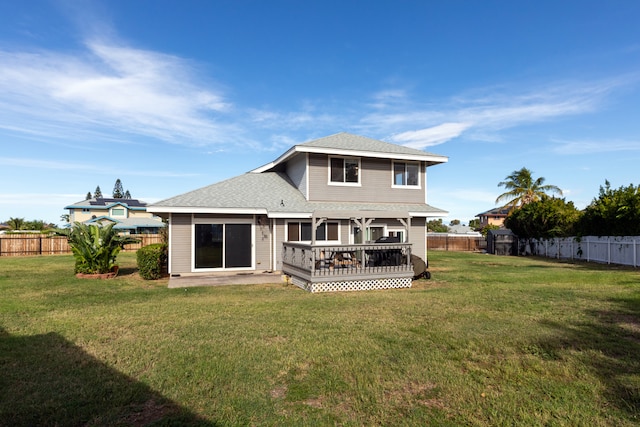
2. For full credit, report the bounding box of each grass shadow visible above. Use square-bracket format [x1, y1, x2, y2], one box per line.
[0, 327, 217, 426]
[536, 296, 640, 421]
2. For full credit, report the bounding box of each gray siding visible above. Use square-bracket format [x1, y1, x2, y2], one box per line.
[286, 153, 308, 199]
[275, 219, 286, 270]
[170, 213, 272, 274]
[410, 218, 427, 260]
[255, 216, 272, 271]
[170, 213, 192, 274]
[306, 153, 426, 204]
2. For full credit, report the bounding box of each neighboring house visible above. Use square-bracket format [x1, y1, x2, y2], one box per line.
[447, 224, 482, 235]
[476, 207, 512, 228]
[148, 132, 448, 292]
[65, 198, 165, 234]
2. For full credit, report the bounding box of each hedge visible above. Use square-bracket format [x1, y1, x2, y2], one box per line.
[136, 243, 167, 280]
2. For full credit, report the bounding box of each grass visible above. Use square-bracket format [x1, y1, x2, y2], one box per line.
[0, 251, 639, 426]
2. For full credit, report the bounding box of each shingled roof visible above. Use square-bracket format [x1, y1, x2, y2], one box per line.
[149, 172, 446, 217]
[149, 133, 448, 217]
[252, 132, 448, 173]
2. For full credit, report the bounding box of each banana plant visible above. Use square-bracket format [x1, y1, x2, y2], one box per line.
[59, 222, 139, 274]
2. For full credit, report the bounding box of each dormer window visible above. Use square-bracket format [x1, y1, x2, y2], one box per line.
[393, 162, 420, 187]
[329, 157, 360, 185]
[111, 207, 126, 217]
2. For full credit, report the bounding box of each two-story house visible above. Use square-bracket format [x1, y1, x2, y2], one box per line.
[65, 198, 165, 234]
[148, 133, 448, 292]
[476, 207, 512, 228]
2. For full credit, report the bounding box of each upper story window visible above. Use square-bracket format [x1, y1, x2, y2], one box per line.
[329, 157, 360, 185]
[393, 162, 420, 187]
[111, 208, 126, 217]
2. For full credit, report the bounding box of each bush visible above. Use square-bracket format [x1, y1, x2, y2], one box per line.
[137, 243, 167, 280]
[58, 222, 139, 274]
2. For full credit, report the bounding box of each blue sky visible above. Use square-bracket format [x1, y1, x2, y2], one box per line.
[1, 1, 639, 226]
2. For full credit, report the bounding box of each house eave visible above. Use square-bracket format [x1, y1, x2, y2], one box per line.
[147, 206, 268, 215]
[251, 145, 448, 173]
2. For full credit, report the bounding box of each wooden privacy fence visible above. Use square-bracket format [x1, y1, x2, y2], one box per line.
[0, 234, 164, 257]
[427, 234, 486, 252]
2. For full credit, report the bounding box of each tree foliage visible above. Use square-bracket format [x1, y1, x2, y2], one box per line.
[94, 186, 103, 198]
[479, 224, 500, 237]
[578, 181, 640, 236]
[112, 179, 124, 199]
[4, 218, 55, 231]
[505, 197, 581, 239]
[7, 217, 26, 230]
[496, 167, 563, 208]
[59, 223, 139, 274]
[427, 218, 449, 233]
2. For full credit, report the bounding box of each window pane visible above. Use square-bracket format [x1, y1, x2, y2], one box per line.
[369, 226, 385, 242]
[407, 163, 419, 186]
[394, 163, 406, 185]
[330, 158, 344, 182]
[195, 224, 223, 268]
[327, 223, 339, 240]
[225, 224, 252, 268]
[315, 223, 326, 241]
[301, 223, 312, 241]
[288, 222, 299, 241]
[345, 160, 359, 183]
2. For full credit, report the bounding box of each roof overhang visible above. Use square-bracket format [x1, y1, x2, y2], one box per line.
[147, 206, 268, 215]
[251, 145, 448, 173]
[312, 209, 410, 220]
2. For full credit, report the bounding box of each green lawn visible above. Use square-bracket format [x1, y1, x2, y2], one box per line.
[1, 252, 639, 426]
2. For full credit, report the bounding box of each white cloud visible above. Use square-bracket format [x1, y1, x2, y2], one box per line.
[0, 193, 81, 206]
[552, 138, 640, 154]
[361, 78, 631, 148]
[390, 122, 472, 148]
[0, 40, 240, 148]
[0, 157, 200, 177]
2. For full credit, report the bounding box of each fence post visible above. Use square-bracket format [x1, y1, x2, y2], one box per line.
[586, 237, 590, 262]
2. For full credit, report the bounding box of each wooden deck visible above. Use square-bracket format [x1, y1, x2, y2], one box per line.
[282, 242, 414, 292]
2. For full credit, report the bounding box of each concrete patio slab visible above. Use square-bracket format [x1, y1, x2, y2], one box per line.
[168, 271, 285, 288]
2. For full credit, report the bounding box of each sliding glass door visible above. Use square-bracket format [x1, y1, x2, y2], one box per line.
[195, 223, 252, 269]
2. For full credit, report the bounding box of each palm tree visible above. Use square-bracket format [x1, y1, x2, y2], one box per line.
[7, 217, 25, 231]
[496, 167, 563, 208]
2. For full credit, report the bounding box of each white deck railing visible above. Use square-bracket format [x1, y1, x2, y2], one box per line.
[282, 242, 413, 283]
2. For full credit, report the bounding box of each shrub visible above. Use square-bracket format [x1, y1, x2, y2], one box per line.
[137, 243, 167, 280]
[58, 223, 139, 274]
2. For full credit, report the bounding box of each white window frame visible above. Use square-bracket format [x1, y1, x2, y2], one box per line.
[392, 161, 421, 189]
[328, 156, 361, 186]
[191, 217, 255, 272]
[110, 207, 127, 217]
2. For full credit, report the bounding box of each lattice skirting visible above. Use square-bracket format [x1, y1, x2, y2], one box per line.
[289, 276, 412, 293]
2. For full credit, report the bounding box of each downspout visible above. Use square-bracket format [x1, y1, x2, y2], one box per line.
[272, 218, 277, 272]
[167, 213, 172, 275]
